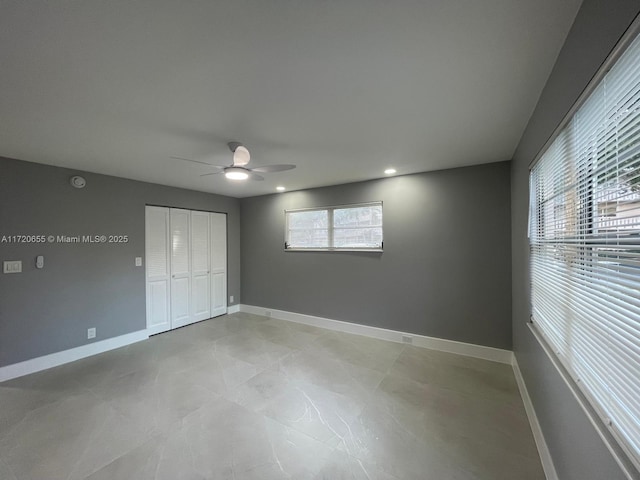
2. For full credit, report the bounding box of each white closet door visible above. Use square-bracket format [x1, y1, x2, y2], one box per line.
[145, 206, 171, 335]
[170, 208, 191, 329]
[210, 212, 227, 317]
[190, 211, 210, 322]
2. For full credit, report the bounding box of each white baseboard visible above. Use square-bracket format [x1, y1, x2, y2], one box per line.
[0, 330, 149, 383]
[227, 304, 240, 314]
[237, 304, 513, 364]
[512, 356, 558, 480]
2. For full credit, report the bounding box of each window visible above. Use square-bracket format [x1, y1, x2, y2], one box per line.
[529, 31, 640, 470]
[285, 202, 383, 251]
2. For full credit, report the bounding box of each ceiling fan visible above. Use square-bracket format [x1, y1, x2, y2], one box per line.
[171, 142, 295, 181]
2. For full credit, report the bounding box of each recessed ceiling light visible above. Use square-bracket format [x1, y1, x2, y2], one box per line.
[224, 167, 249, 180]
[276, 186, 286, 192]
[384, 168, 397, 175]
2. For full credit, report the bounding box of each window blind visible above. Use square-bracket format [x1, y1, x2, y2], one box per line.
[529, 31, 640, 470]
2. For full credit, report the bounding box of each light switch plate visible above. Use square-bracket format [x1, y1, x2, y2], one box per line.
[135, 257, 143, 267]
[3, 260, 22, 273]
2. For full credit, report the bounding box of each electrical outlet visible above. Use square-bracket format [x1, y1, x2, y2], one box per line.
[87, 328, 96, 339]
[230, 295, 234, 303]
[402, 335, 413, 344]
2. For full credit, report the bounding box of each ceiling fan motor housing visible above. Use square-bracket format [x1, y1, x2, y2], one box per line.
[232, 145, 251, 166]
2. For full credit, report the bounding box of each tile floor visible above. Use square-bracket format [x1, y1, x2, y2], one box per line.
[0, 313, 544, 480]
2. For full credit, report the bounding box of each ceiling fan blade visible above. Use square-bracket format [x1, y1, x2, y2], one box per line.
[246, 171, 265, 181]
[200, 171, 224, 177]
[251, 164, 296, 173]
[170, 156, 226, 169]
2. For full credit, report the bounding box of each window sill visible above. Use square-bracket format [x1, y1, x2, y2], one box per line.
[284, 248, 383, 253]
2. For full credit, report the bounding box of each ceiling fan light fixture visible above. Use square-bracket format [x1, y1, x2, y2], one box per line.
[224, 167, 249, 180]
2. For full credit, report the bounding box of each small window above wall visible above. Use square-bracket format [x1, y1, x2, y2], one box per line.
[285, 202, 383, 251]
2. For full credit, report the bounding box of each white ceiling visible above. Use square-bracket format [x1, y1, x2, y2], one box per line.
[0, 0, 582, 198]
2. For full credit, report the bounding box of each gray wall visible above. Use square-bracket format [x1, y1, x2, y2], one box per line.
[241, 161, 512, 349]
[511, 1, 640, 479]
[0, 157, 241, 367]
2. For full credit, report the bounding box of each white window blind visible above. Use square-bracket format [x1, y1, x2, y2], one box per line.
[285, 202, 383, 251]
[529, 31, 640, 469]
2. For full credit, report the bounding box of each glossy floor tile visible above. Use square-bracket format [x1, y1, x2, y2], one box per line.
[0, 313, 544, 479]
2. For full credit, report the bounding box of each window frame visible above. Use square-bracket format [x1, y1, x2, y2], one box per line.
[284, 201, 383, 252]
